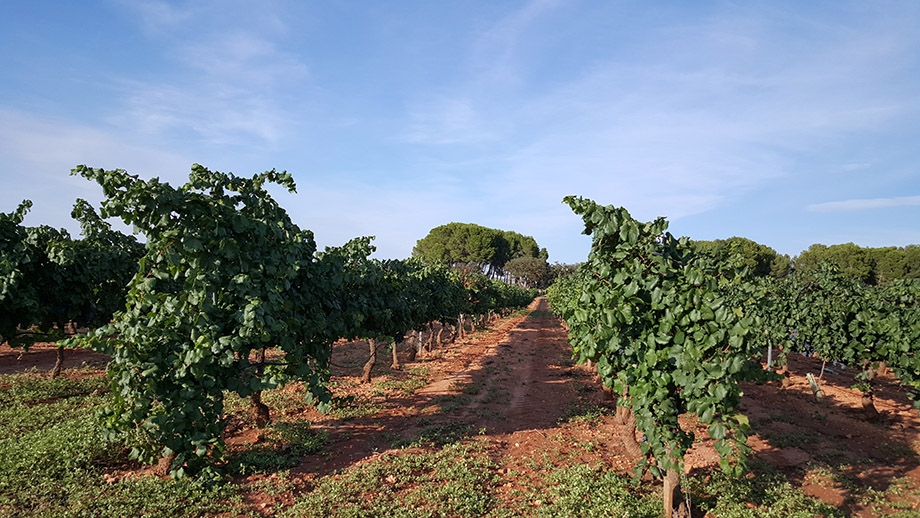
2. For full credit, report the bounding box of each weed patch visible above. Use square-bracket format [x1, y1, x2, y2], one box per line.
[283, 440, 499, 517]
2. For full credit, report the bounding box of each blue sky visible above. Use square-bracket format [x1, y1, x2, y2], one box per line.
[2, 1, 919, 264]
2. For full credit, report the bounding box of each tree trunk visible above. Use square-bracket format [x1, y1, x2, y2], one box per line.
[876, 361, 889, 377]
[248, 348, 270, 428]
[425, 323, 435, 352]
[862, 392, 879, 420]
[436, 326, 445, 347]
[861, 367, 879, 420]
[250, 390, 271, 428]
[155, 451, 178, 477]
[50, 345, 65, 378]
[406, 334, 418, 362]
[806, 373, 824, 399]
[602, 384, 615, 402]
[391, 338, 401, 370]
[361, 339, 378, 384]
[615, 405, 644, 459]
[663, 467, 690, 518]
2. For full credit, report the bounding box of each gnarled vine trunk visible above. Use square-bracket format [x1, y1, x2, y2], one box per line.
[457, 315, 466, 339]
[436, 326, 445, 347]
[406, 333, 419, 362]
[50, 345, 65, 378]
[361, 338, 379, 384]
[614, 405, 643, 459]
[250, 390, 270, 428]
[155, 451, 178, 477]
[391, 338, 401, 370]
[250, 348, 270, 427]
[663, 466, 690, 518]
[861, 366, 879, 421]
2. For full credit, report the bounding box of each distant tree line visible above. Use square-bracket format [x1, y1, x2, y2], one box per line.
[415, 223, 918, 291]
[794, 243, 920, 285]
[693, 237, 919, 285]
[413, 222, 560, 289]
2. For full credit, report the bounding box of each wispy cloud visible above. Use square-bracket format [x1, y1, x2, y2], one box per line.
[469, 3, 920, 223]
[0, 109, 193, 237]
[808, 196, 920, 212]
[401, 97, 502, 145]
[0, 109, 191, 178]
[113, 81, 292, 146]
[125, 0, 195, 33]
[398, 0, 565, 146]
[470, 0, 564, 85]
[108, 2, 310, 147]
[4, 1, 919, 264]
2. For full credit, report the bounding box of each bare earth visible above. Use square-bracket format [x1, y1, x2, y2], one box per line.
[3, 297, 919, 516]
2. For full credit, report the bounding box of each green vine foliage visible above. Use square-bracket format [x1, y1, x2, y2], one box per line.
[48, 200, 144, 334]
[1, 200, 42, 345]
[552, 196, 761, 478]
[882, 280, 920, 407]
[413, 262, 468, 326]
[69, 165, 333, 477]
[755, 266, 920, 409]
[1, 199, 142, 348]
[320, 237, 425, 342]
[323, 238, 533, 342]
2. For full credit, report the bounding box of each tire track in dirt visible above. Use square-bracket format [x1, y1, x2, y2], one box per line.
[297, 297, 601, 476]
[413, 297, 583, 434]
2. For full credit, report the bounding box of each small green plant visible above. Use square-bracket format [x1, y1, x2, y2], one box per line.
[878, 441, 918, 460]
[374, 366, 431, 394]
[393, 422, 476, 448]
[0, 372, 246, 517]
[328, 394, 381, 420]
[283, 439, 499, 517]
[687, 463, 847, 518]
[760, 429, 821, 449]
[537, 464, 660, 517]
[811, 410, 828, 422]
[249, 470, 297, 496]
[482, 386, 511, 405]
[461, 380, 484, 395]
[226, 420, 327, 475]
[272, 420, 329, 455]
[438, 393, 472, 414]
[473, 408, 505, 419]
[560, 402, 610, 425]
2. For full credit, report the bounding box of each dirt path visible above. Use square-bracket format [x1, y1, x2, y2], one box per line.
[6, 298, 920, 515]
[285, 297, 920, 516]
[272, 297, 604, 478]
[413, 298, 582, 433]
[0, 342, 109, 375]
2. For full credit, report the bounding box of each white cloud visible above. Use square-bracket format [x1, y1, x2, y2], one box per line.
[0, 109, 191, 178]
[124, 0, 195, 33]
[470, 0, 564, 84]
[807, 196, 920, 212]
[401, 97, 502, 145]
[112, 81, 291, 146]
[469, 3, 920, 226]
[0, 109, 194, 236]
[106, 2, 311, 147]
